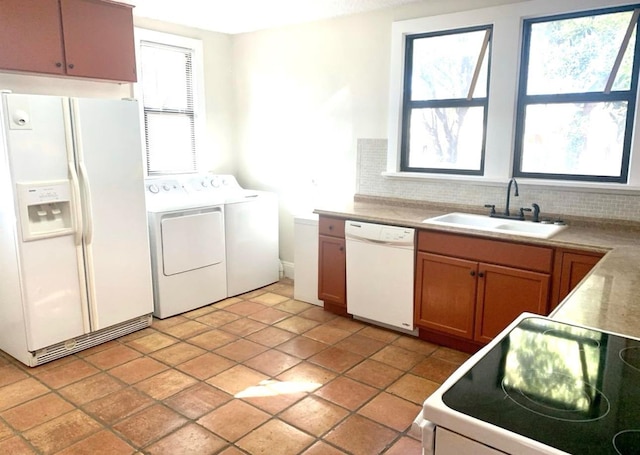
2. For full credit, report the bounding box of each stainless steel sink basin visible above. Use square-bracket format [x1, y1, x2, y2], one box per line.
[422, 212, 568, 239]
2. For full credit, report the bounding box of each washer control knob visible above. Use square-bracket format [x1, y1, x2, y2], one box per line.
[210, 177, 220, 188]
[201, 180, 208, 187]
[162, 184, 171, 191]
[148, 184, 159, 194]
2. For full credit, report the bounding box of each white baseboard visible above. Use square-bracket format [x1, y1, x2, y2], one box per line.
[281, 260, 295, 279]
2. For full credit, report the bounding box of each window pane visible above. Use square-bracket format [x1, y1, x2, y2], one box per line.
[411, 30, 489, 100]
[407, 106, 484, 170]
[140, 43, 193, 111]
[527, 11, 636, 95]
[521, 102, 626, 176]
[145, 112, 196, 174]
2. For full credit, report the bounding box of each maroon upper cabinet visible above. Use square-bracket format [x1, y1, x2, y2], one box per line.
[0, 0, 136, 82]
[60, 0, 136, 82]
[0, 0, 66, 75]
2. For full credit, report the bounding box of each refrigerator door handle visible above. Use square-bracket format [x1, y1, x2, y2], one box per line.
[70, 99, 94, 246]
[68, 161, 83, 246]
[62, 99, 84, 247]
[78, 161, 94, 245]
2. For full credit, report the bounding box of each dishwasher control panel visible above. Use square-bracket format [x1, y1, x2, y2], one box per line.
[380, 227, 414, 242]
[345, 220, 414, 246]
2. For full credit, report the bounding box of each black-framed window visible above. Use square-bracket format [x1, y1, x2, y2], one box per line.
[400, 25, 492, 175]
[514, 6, 640, 183]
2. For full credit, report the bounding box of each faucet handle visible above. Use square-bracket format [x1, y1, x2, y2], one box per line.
[518, 207, 532, 220]
[484, 204, 496, 216]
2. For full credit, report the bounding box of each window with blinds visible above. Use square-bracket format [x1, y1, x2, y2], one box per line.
[135, 30, 204, 175]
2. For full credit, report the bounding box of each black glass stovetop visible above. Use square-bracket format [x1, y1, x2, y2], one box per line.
[442, 316, 640, 455]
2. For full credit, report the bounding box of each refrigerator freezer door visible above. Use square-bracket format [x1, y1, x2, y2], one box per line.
[1, 94, 87, 350]
[70, 98, 153, 330]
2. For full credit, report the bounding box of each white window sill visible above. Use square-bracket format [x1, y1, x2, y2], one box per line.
[381, 171, 640, 195]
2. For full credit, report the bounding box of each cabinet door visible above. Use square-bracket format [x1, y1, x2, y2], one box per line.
[415, 252, 477, 340]
[319, 216, 345, 238]
[474, 263, 549, 344]
[318, 235, 346, 307]
[60, 0, 136, 82]
[0, 0, 65, 75]
[551, 250, 603, 310]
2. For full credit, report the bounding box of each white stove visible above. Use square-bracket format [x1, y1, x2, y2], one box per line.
[415, 313, 640, 455]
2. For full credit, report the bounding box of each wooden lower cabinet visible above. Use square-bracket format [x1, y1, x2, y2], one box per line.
[474, 263, 549, 344]
[415, 253, 477, 339]
[550, 249, 605, 311]
[415, 252, 550, 345]
[318, 235, 346, 305]
[415, 231, 553, 348]
[317, 216, 348, 316]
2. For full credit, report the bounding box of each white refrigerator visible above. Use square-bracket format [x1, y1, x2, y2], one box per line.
[0, 92, 154, 367]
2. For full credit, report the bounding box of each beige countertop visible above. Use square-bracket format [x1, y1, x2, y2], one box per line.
[314, 196, 640, 339]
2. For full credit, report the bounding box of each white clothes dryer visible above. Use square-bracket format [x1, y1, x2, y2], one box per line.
[145, 178, 227, 318]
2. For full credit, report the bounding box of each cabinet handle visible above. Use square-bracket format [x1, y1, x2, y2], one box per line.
[329, 225, 334, 230]
[478, 271, 485, 278]
[55, 62, 62, 68]
[68, 63, 75, 69]
[339, 246, 344, 252]
[470, 270, 476, 277]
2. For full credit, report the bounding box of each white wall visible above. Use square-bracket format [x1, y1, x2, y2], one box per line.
[232, 0, 527, 263]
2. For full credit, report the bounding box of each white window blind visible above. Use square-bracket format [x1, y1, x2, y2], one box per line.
[137, 36, 199, 175]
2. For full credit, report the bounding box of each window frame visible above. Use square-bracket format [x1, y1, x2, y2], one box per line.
[513, 5, 640, 184]
[386, 0, 640, 191]
[133, 28, 206, 176]
[400, 25, 493, 176]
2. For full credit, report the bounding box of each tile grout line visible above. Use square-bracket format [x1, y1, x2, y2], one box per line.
[0, 280, 468, 454]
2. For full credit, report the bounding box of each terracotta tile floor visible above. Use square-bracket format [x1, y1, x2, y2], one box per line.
[0, 279, 470, 454]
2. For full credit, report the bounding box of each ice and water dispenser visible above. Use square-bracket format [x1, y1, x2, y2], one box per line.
[16, 181, 74, 241]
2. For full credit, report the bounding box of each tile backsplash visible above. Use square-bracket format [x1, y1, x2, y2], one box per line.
[356, 139, 640, 222]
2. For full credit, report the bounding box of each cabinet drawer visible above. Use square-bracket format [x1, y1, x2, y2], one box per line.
[319, 216, 345, 238]
[418, 230, 553, 273]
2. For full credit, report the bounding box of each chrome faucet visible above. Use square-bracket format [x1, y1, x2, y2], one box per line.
[504, 178, 519, 216]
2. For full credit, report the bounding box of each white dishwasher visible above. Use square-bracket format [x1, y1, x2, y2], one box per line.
[345, 220, 416, 332]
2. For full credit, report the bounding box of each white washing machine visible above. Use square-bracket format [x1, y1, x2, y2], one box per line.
[145, 178, 227, 318]
[182, 174, 280, 297]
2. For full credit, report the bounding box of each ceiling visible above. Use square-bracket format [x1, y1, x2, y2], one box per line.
[125, 0, 425, 34]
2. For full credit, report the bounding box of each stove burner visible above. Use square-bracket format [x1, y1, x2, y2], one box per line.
[502, 371, 610, 422]
[620, 347, 640, 373]
[613, 430, 640, 455]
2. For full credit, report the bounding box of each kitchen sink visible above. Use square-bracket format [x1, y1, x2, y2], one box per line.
[422, 212, 568, 239]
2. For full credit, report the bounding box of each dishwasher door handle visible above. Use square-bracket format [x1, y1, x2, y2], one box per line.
[347, 237, 394, 245]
